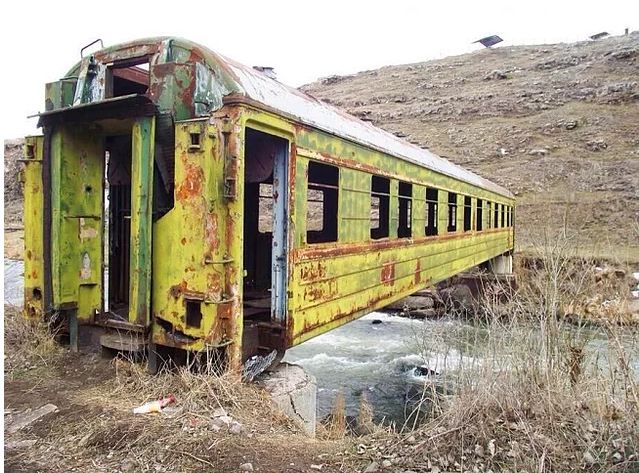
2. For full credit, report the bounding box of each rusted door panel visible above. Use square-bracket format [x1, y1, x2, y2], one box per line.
[128, 116, 155, 326]
[270, 136, 289, 324]
[151, 120, 231, 351]
[23, 136, 45, 319]
[50, 126, 103, 321]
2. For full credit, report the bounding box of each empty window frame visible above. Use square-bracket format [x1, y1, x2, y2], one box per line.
[258, 183, 274, 233]
[307, 161, 339, 244]
[106, 57, 150, 98]
[398, 181, 413, 238]
[463, 196, 472, 232]
[486, 202, 492, 228]
[447, 192, 458, 232]
[501, 204, 506, 228]
[425, 187, 438, 236]
[476, 199, 483, 231]
[494, 203, 500, 229]
[371, 175, 390, 240]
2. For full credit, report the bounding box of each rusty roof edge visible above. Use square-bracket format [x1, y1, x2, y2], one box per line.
[221, 58, 513, 199]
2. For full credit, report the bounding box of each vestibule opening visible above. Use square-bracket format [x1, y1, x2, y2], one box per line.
[104, 135, 132, 318]
[242, 129, 289, 324]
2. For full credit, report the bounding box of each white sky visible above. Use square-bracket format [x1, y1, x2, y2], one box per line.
[1, 0, 637, 139]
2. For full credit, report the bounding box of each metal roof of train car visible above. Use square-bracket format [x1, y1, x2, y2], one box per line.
[66, 37, 513, 198]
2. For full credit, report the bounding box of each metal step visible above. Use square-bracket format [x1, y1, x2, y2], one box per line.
[100, 332, 147, 353]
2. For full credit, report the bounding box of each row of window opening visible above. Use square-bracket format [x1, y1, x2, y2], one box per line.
[261, 161, 514, 244]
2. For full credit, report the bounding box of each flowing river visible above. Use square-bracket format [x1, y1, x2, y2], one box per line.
[5, 258, 638, 425]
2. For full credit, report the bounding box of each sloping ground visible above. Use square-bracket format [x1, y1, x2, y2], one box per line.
[302, 33, 639, 261]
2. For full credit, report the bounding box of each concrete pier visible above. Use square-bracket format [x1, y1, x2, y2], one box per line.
[489, 252, 513, 275]
[260, 363, 317, 437]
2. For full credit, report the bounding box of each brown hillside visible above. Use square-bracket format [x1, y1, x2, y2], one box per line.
[302, 33, 639, 260]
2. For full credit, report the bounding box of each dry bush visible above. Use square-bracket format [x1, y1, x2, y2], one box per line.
[324, 391, 347, 439]
[4, 304, 61, 378]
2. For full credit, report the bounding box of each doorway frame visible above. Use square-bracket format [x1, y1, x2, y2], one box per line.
[243, 124, 291, 326]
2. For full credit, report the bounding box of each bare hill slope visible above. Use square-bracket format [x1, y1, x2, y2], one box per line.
[302, 33, 639, 260]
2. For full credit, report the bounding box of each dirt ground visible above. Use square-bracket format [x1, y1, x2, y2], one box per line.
[3, 331, 349, 473]
[5, 229, 23, 260]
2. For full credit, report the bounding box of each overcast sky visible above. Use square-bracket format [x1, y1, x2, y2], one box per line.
[1, 0, 636, 139]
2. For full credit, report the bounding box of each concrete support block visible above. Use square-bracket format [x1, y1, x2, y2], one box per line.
[489, 253, 513, 275]
[260, 363, 317, 437]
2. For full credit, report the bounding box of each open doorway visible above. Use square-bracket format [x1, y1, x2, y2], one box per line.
[242, 128, 289, 327]
[104, 135, 133, 319]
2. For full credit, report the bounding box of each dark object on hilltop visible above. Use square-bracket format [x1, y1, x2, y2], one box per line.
[474, 35, 503, 48]
[590, 32, 610, 40]
[253, 66, 277, 80]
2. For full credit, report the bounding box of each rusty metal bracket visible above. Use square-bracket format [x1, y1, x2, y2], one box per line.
[204, 256, 234, 264]
[203, 296, 235, 305]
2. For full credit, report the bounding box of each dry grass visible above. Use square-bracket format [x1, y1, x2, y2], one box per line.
[324, 390, 348, 439]
[4, 305, 62, 379]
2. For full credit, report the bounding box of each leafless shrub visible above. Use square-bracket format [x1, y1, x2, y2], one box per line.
[324, 391, 347, 439]
[358, 225, 638, 472]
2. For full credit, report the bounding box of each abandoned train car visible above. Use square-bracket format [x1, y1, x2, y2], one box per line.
[22, 37, 515, 370]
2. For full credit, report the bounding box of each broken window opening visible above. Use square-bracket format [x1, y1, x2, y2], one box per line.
[106, 57, 150, 98]
[307, 188, 324, 232]
[476, 199, 483, 232]
[185, 300, 203, 328]
[152, 114, 175, 221]
[258, 183, 274, 233]
[502, 205, 506, 228]
[463, 196, 472, 232]
[371, 175, 390, 240]
[447, 192, 458, 232]
[425, 187, 438, 236]
[307, 161, 339, 244]
[398, 181, 412, 238]
[189, 132, 201, 149]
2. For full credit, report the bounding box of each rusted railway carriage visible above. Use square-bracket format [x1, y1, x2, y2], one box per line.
[22, 37, 515, 370]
